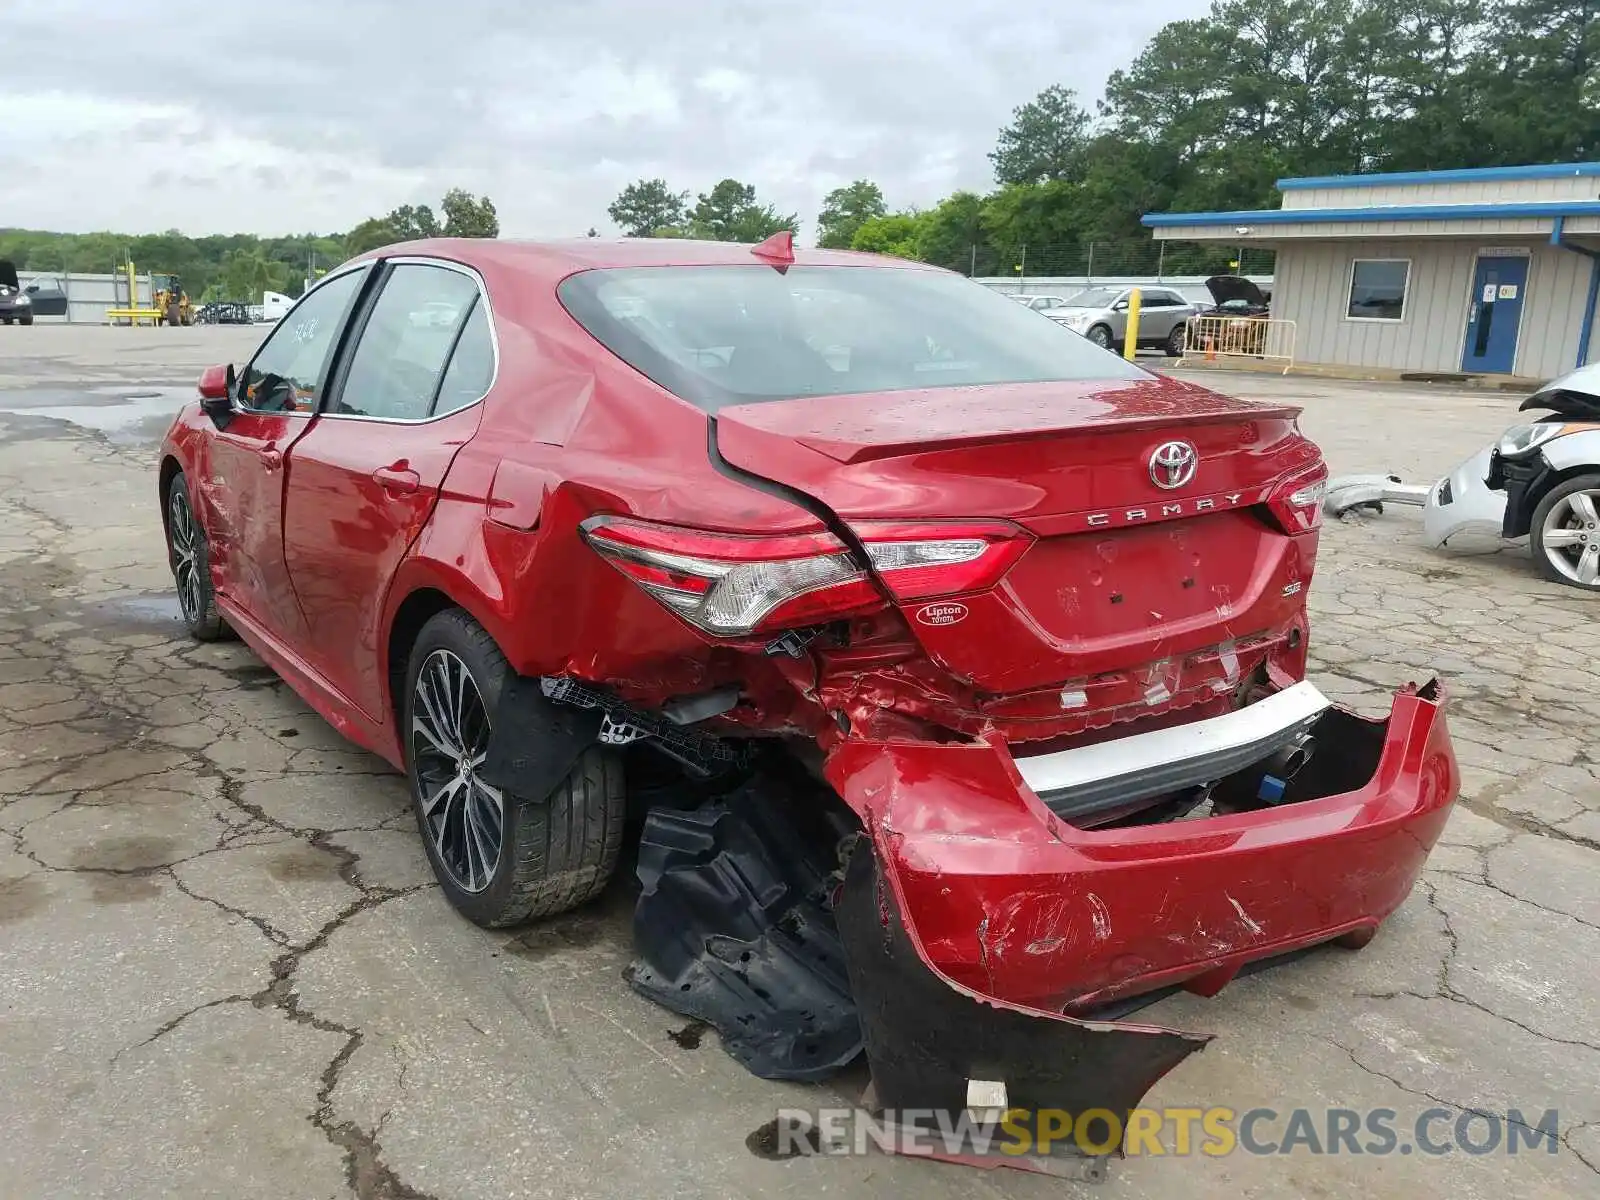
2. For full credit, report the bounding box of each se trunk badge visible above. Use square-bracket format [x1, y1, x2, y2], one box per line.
[915, 602, 969, 627]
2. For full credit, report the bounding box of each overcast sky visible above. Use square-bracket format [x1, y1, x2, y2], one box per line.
[1, 0, 1207, 240]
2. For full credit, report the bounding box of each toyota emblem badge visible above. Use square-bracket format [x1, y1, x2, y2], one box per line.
[1149, 440, 1198, 490]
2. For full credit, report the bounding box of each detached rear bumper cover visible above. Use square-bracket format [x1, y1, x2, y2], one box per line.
[825, 680, 1459, 1014]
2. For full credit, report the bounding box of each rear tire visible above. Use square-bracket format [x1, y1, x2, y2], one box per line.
[404, 609, 625, 928]
[165, 471, 230, 641]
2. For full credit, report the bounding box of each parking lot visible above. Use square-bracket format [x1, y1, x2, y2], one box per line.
[0, 324, 1595, 1199]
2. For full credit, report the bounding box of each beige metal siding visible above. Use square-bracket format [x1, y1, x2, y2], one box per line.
[1280, 175, 1600, 210]
[1273, 241, 1596, 376]
[1523, 247, 1593, 378]
[1273, 241, 1476, 373]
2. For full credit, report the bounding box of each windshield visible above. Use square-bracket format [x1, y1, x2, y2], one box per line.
[558, 265, 1143, 413]
[1062, 288, 1121, 309]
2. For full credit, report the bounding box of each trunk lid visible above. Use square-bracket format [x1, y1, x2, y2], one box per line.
[715, 378, 1322, 694]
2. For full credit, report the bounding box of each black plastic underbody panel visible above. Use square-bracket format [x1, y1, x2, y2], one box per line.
[626, 774, 864, 1081]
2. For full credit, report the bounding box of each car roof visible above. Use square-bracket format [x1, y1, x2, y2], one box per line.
[355, 237, 943, 284]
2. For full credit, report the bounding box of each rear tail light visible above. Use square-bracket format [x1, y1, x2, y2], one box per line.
[580, 517, 881, 636]
[581, 516, 1033, 636]
[851, 520, 1033, 600]
[1265, 465, 1328, 533]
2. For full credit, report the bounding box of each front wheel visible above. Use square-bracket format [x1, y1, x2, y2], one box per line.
[17, 314, 32, 327]
[165, 471, 230, 640]
[404, 609, 625, 927]
[1531, 474, 1600, 590]
[1086, 324, 1113, 350]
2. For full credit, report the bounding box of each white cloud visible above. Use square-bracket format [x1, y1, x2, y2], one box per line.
[0, 0, 1209, 238]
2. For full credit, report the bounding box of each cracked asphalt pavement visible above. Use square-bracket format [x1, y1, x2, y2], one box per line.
[1, 326, 1596, 1199]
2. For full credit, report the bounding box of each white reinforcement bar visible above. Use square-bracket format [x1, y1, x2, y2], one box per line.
[1013, 682, 1332, 819]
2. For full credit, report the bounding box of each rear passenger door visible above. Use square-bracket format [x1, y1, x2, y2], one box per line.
[1137, 291, 1180, 340]
[280, 259, 496, 720]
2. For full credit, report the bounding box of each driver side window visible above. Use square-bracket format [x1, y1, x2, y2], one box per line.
[239, 270, 365, 414]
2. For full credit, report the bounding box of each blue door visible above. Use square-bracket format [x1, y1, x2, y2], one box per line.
[1462, 256, 1529, 374]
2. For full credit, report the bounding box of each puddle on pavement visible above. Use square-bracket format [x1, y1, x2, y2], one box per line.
[82, 593, 186, 634]
[0, 385, 194, 446]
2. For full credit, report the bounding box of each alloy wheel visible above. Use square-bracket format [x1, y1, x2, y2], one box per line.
[411, 649, 504, 893]
[168, 487, 204, 623]
[1540, 489, 1600, 586]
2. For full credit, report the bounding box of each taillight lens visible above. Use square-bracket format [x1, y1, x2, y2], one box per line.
[1265, 465, 1328, 533]
[580, 517, 882, 636]
[581, 515, 1034, 637]
[851, 520, 1033, 600]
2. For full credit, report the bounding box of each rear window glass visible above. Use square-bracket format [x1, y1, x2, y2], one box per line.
[558, 265, 1143, 413]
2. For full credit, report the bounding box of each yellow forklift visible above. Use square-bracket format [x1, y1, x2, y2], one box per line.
[150, 273, 195, 326]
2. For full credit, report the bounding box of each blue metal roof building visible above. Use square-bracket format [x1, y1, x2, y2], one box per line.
[1144, 162, 1600, 379]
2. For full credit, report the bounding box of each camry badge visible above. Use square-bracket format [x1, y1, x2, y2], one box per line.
[1149, 441, 1198, 490]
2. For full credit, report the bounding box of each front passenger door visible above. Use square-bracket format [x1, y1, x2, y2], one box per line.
[204, 267, 368, 644]
[282, 261, 494, 720]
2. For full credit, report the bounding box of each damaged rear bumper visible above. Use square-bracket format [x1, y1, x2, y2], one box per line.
[824, 679, 1459, 1013]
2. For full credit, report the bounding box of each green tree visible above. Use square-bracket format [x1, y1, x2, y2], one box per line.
[220, 249, 288, 303]
[388, 204, 440, 240]
[344, 217, 398, 257]
[689, 179, 799, 242]
[1472, 0, 1599, 162]
[989, 85, 1093, 186]
[607, 178, 690, 237]
[815, 180, 887, 249]
[440, 188, 499, 238]
[912, 192, 991, 273]
[849, 213, 928, 258]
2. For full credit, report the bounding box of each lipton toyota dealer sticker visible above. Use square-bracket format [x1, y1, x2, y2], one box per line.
[915, 602, 969, 627]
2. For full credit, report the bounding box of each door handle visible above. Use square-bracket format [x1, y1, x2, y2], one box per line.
[372, 466, 421, 496]
[260, 447, 283, 470]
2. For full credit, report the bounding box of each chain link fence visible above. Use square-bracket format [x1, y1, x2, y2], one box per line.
[956, 241, 1277, 284]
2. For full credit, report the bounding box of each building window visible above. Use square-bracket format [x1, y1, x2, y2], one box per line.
[1347, 260, 1410, 322]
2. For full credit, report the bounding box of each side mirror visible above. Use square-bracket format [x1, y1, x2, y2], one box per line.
[1113, 300, 1130, 312]
[197, 363, 237, 429]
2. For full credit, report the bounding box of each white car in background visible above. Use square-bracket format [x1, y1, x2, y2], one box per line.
[1328, 363, 1600, 592]
[1047, 286, 1198, 356]
[1011, 293, 1072, 315]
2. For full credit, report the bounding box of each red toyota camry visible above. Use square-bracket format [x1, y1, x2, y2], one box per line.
[159, 235, 1458, 1133]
